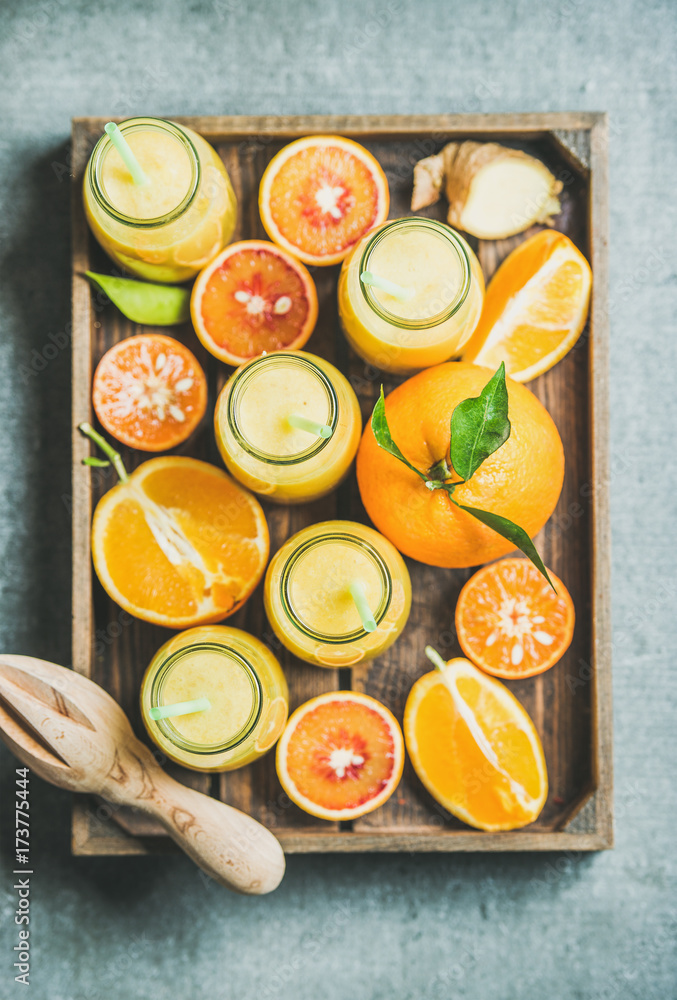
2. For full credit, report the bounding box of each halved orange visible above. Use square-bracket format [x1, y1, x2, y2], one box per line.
[461, 230, 592, 382]
[191, 240, 318, 365]
[259, 136, 390, 266]
[92, 334, 207, 452]
[405, 651, 548, 831]
[455, 558, 575, 679]
[276, 691, 404, 821]
[91, 456, 269, 628]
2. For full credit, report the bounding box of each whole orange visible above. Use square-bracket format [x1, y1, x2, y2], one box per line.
[356, 362, 564, 568]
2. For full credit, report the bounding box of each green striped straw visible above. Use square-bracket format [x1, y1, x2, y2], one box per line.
[360, 270, 414, 302]
[104, 122, 149, 186]
[149, 697, 211, 721]
[288, 413, 333, 439]
[349, 581, 377, 633]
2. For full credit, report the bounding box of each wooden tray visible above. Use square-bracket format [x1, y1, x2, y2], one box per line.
[70, 113, 612, 855]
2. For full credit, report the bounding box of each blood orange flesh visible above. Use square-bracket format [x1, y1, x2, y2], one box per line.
[191, 240, 318, 365]
[259, 136, 390, 266]
[276, 691, 404, 820]
[92, 334, 207, 452]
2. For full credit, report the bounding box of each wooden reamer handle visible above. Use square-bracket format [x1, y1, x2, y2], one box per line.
[138, 767, 285, 895]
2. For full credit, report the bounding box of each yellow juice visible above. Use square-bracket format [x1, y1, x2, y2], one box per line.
[264, 520, 411, 667]
[338, 217, 484, 374]
[83, 117, 237, 283]
[214, 351, 362, 504]
[140, 626, 288, 771]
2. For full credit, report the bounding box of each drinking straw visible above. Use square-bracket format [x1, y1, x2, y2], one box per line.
[349, 581, 377, 633]
[288, 414, 333, 439]
[104, 122, 149, 186]
[149, 697, 211, 721]
[360, 270, 415, 302]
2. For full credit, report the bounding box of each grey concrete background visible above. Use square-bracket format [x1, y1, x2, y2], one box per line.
[0, 0, 675, 997]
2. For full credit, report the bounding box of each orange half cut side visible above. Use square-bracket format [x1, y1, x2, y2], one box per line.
[276, 691, 404, 820]
[191, 240, 318, 365]
[405, 657, 548, 831]
[91, 457, 269, 628]
[259, 136, 390, 266]
[455, 558, 575, 678]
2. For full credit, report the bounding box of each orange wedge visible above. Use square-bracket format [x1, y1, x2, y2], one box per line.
[259, 136, 390, 266]
[92, 334, 207, 452]
[91, 456, 268, 628]
[191, 241, 318, 365]
[461, 230, 592, 382]
[276, 692, 404, 821]
[405, 650, 548, 831]
[456, 558, 575, 679]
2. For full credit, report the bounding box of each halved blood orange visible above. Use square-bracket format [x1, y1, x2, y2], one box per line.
[191, 240, 318, 365]
[276, 691, 404, 821]
[91, 456, 269, 628]
[259, 136, 390, 266]
[455, 558, 575, 679]
[92, 334, 207, 452]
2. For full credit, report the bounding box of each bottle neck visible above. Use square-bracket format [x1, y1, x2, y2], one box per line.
[149, 642, 263, 755]
[359, 217, 471, 330]
[279, 532, 393, 643]
[87, 117, 200, 229]
[226, 354, 339, 466]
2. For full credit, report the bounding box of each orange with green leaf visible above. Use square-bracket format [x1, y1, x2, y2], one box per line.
[357, 362, 563, 575]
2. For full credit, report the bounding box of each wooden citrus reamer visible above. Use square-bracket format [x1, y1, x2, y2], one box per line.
[0, 654, 285, 895]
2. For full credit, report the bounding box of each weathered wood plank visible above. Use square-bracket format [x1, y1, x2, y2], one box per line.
[70, 120, 94, 680]
[72, 800, 611, 855]
[72, 112, 605, 138]
[587, 114, 613, 846]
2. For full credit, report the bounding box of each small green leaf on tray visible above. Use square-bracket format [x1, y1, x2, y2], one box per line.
[371, 387, 427, 481]
[84, 272, 191, 326]
[450, 497, 555, 589]
[450, 361, 511, 482]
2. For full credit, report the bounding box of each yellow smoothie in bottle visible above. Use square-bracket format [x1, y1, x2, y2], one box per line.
[338, 217, 484, 374]
[214, 351, 362, 504]
[264, 521, 411, 667]
[83, 117, 237, 283]
[140, 626, 288, 771]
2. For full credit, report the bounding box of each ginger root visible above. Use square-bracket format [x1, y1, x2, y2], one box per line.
[411, 141, 563, 240]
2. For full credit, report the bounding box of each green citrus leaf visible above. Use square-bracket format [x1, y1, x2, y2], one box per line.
[451, 498, 555, 589]
[85, 272, 191, 326]
[370, 387, 427, 482]
[449, 362, 511, 482]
